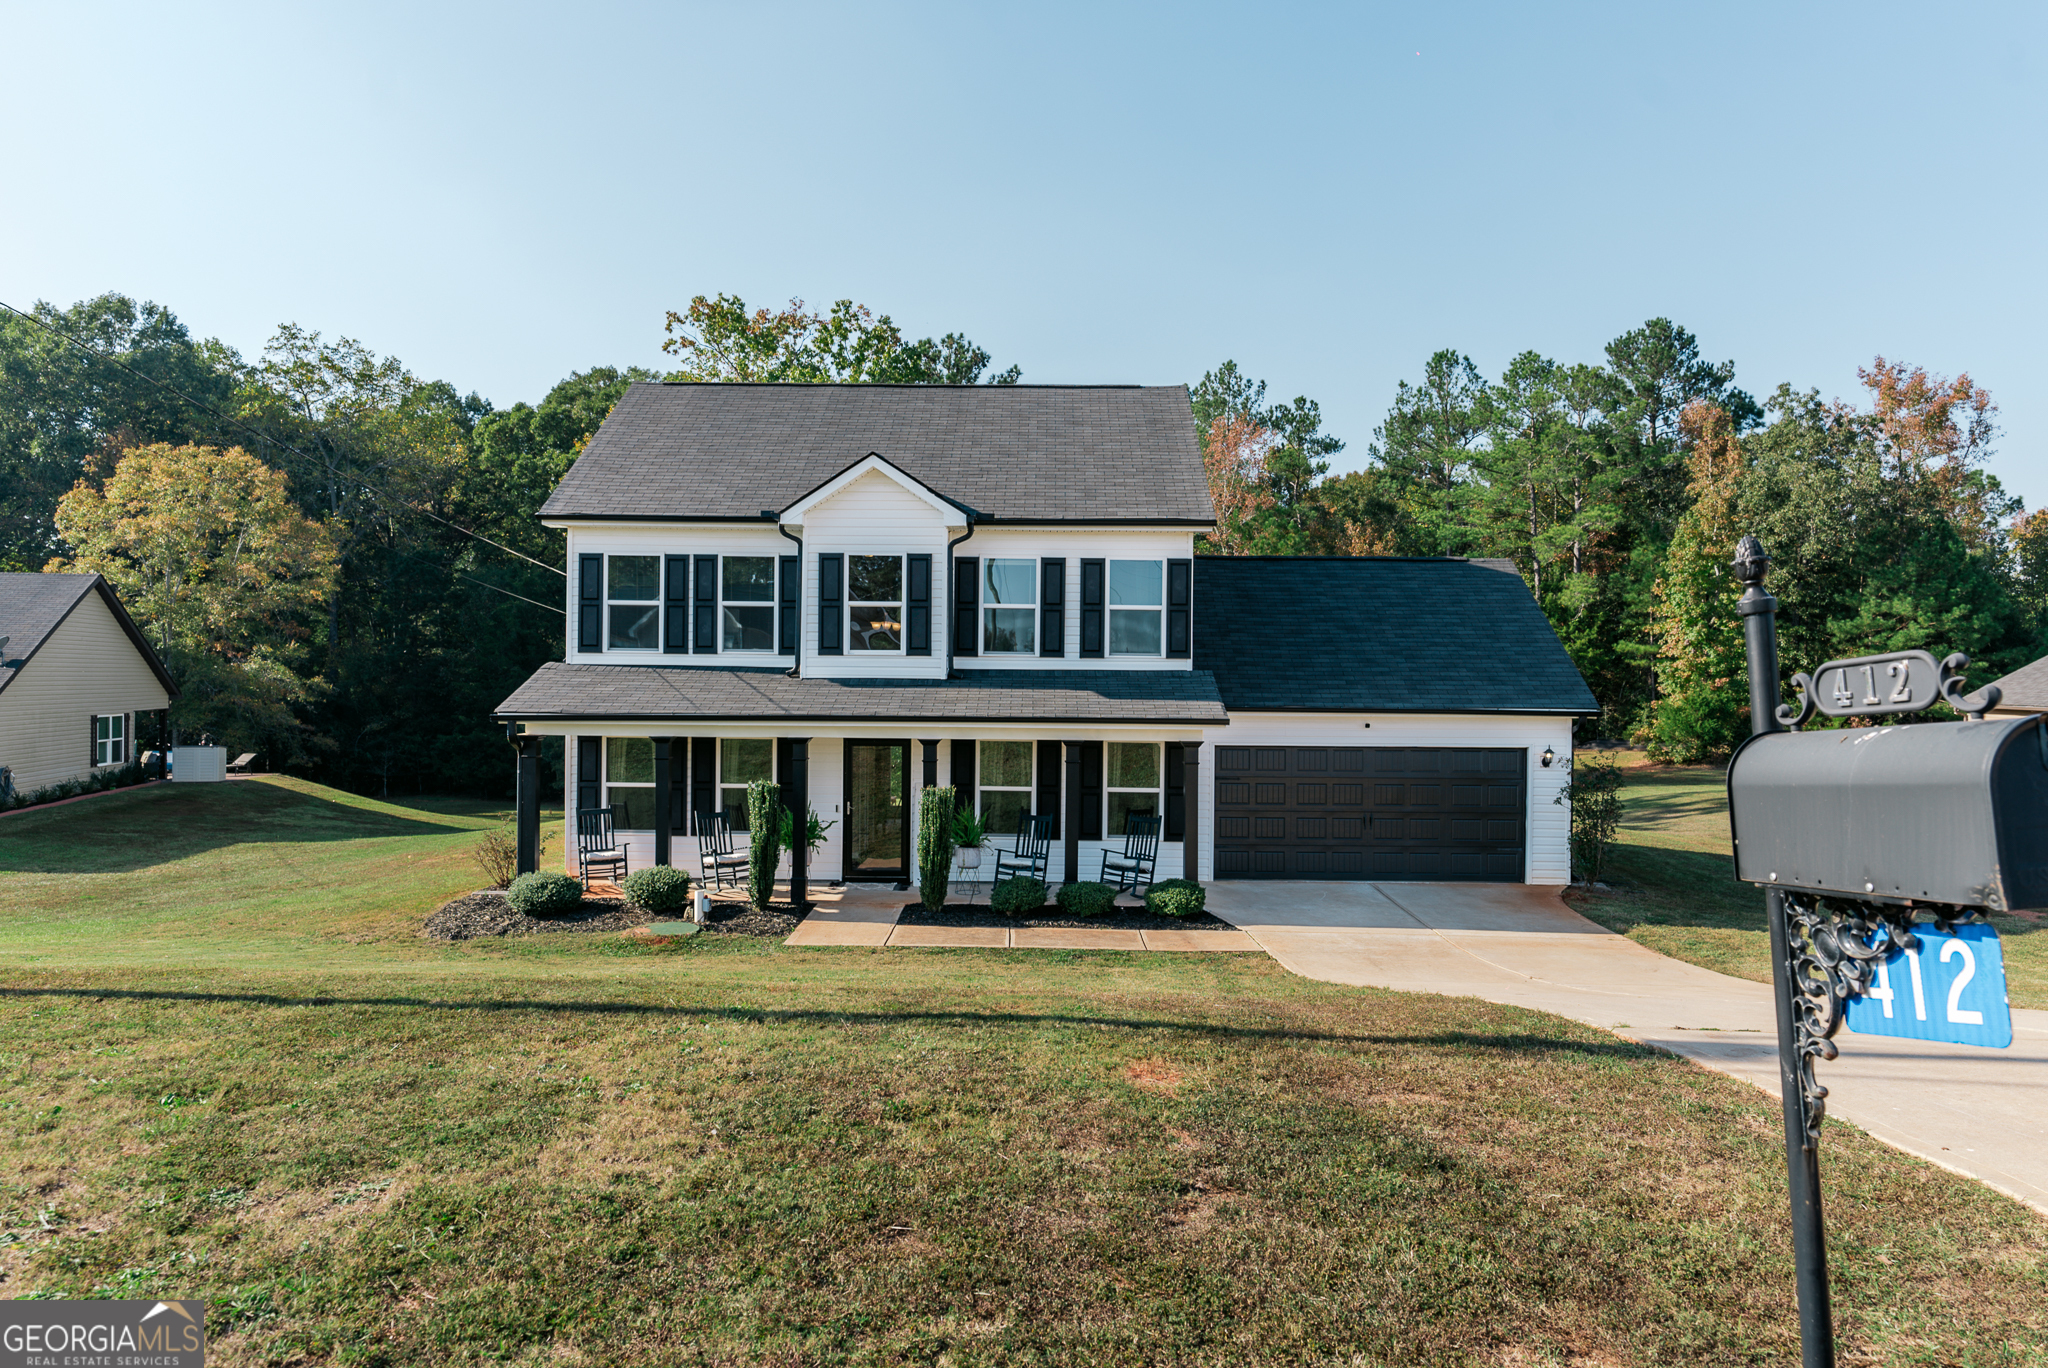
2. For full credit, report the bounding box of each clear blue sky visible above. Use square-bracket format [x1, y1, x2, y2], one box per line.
[5, 1, 2043, 511]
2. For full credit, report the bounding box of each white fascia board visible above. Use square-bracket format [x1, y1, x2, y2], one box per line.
[778, 453, 964, 526]
[517, 721, 1210, 742]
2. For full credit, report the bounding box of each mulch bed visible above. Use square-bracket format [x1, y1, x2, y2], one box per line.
[897, 903, 1234, 932]
[423, 892, 800, 941]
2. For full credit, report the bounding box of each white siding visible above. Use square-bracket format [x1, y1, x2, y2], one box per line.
[801, 471, 951, 679]
[959, 527, 1196, 671]
[0, 591, 170, 791]
[564, 525, 791, 668]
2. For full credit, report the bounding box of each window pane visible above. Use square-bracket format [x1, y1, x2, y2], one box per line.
[722, 738, 773, 785]
[1110, 559, 1161, 606]
[608, 555, 658, 601]
[1108, 792, 1159, 836]
[984, 558, 1035, 605]
[981, 789, 1032, 837]
[720, 787, 752, 831]
[609, 604, 659, 650]
[606, 736, 654, 783]
[983, 606, 1035, 654]
[849, 554, 901, 603]
[1110, 609, 1161, 655]
[980, 739, 1034, 788]
[1107, 742, 1158, 789]
[849, 608, 902, 651]
[723, 556, 774, 602]
[607, 785, 658, 831]
[723, 604, 774, 650]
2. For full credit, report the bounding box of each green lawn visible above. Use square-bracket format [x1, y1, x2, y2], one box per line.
[0, 779, 2043, 1366]
[1566, 757, 2048, 1010]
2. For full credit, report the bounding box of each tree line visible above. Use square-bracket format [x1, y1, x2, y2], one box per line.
[3, 292, 2041, 799]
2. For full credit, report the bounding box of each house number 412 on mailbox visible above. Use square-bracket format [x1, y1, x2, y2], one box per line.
[1844, 921, 2013, 1049]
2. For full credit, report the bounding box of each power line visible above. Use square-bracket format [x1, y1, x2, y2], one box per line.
[0, 297, 566, 579]
[456, 571, 563, 614]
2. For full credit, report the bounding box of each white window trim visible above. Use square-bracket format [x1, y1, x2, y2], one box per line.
[981, 557, 1039, 655]
[847, 553, 905, 654]
[605, 553, 662, 653]
[93, 713, 127, 767]
[1108, 559, 1165, 657]
[1105, 741, 1163, 834]
[977, 740, 1036, 833]
[720, 554, 779, 654]
[603, 737, 657, 831]
[719, 738, 775, 829]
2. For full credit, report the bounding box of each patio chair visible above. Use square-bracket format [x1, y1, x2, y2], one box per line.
[992, 813, 1055, 888]
[575, 807, 628, 889]
[226, 752, 258, 774]
[1098, 812, 1162, 895]
[695, 808, 749, 891]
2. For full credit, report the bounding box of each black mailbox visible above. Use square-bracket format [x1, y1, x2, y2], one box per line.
[1726, 713, 2048, 912]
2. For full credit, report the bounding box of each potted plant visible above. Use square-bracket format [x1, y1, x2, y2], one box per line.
[951, 806, 987, 869]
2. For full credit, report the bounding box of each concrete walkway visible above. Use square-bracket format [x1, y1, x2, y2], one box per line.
[1206, 881, 2048, 1216]
[782, 884, 1262, 953]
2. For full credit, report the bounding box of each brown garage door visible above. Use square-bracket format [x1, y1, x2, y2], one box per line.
[1213, 746, 1525, 880]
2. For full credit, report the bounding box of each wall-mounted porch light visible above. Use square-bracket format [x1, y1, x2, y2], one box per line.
[1540, 746, 1556, 768]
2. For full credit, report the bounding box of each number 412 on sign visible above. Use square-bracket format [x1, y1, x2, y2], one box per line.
[1844, 921, 2013, 1049]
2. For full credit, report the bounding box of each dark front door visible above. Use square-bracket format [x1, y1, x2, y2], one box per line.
[1213, 745, 1526, 880]
[843, 740, 910, 880]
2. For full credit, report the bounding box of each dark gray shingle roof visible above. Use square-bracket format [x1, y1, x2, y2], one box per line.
[495, 663, 1227, 725]
[1988, 653, 2048, 713]
[1193, 557, 1597, 715]
[538, 383, 1214, 523]
[0, 572, 178, 698]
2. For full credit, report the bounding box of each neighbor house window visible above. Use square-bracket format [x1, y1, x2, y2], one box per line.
[978, 740, 1034, 837]
[1106, 742, 1160, 835]
[983, 558, 1036, 653]
[607, 556, 659, 650]
[93, 713, 126, 766]
[848, 555, 903, 651]
[722, 556, 775, 651]
[721, 738, 773, 829]
[605, 737, 657, 830]
[1109, 560, 1162, 655]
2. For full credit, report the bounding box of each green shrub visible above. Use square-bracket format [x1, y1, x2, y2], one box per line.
[1056, 881, 1117, 919]
[622, 865, 692, 913]
[1143, 878, 1206, 918]
[916, 785, 958, 911]
[745, 781, 784, 911]
[991, 876, 1047, 917]
[507, 871, 583, 917]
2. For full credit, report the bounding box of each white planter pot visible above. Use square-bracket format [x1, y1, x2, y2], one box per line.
[956, 846, 982, 869]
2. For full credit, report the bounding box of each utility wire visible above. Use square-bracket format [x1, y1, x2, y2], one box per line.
[457, 571, 563, 614]
[0, 297, 566, 580]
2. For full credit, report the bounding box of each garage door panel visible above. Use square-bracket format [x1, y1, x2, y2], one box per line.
[1215, 745, 1526, 882]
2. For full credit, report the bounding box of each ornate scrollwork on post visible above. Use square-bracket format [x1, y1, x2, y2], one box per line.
[1937, 653, 2003, 719]
[1777, 674, 1817, 730]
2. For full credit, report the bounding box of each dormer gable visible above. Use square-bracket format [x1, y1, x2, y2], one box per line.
[780, 452, 969, 529]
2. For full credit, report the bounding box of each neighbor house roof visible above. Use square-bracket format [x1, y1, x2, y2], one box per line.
[0, 572, 179, 699]
[1193, 556, 1598, 715]
[495, 663, 1227, 726]
[538, 383, 1215, 524]
[1987, 653, 2048, 714]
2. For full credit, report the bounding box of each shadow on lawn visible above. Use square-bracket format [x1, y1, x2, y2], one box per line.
[0, 984, 1662, 1060]
[0, 780, 472, 874]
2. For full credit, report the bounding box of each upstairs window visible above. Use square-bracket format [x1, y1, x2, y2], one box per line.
[978, 740, 1034, 836]
[1106, 742, 1160, 835]
[722, 556, 775, 651]
[1109, 560, 1162, 655]
[983, 558, 1036, 654]
[848, 555, 903, 651]
[608, 555, 659, 650]
[721, 739, 773, 828]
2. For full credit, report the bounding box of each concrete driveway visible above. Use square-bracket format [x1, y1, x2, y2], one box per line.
[1206, 881, 2048, 1216]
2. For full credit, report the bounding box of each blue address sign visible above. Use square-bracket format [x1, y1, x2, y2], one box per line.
[1843, 921, 2012, 1049]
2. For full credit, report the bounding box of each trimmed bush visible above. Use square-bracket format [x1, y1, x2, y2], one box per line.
[745, 781, 784, 911]
[1055, 881, 1117, 919]
[991, 876, 1047, 917]
[507, 871, 583, 917]
[916, 785, 957, 911]
[623, 865, 692, 913]
[1143, 878, 1206, 918]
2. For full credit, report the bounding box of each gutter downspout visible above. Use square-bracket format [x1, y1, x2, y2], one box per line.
[776, 519, 803, 678]
[945, 513, 978, 680]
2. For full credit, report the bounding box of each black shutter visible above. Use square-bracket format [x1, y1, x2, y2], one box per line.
[817, 554, 843, 655]
[664, 555, 690, 653]
[1079, 558, 1105, 658]
[1036, 740, 1062, 839]
[953, 556, 979, 659]
[672, 739, 691, 831]
[1165, 744, 1186, 841]
[1080, 741, 1102, 841]
[693, 554, 718, 654]
[576, 736, 601, 814]
[1167, 557, 1192, 658]
[1040, 559, 1065, 658]
[90, 714, 98, 768]
[778, 556, 799, 656]
[905, 553, 932, 655]
[952, 739, 975, 813]
[578, 553, 603, 653]
[691, 736, 715, 828]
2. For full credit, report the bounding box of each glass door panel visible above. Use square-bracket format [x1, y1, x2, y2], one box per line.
[845, 742, 908, 878]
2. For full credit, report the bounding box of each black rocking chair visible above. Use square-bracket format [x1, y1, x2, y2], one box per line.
[576, 807, 629, 889]
[1098, 812, 1162, 895]
[695, 808, 749, 891]
[992, 813, 1056, 888]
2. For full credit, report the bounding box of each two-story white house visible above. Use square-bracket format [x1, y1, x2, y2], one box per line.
[493, 382, 1598, 891]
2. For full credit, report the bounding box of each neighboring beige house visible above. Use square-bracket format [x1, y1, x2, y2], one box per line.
[0, 573, 177, 792]
[1987, 652, 2048, 717]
